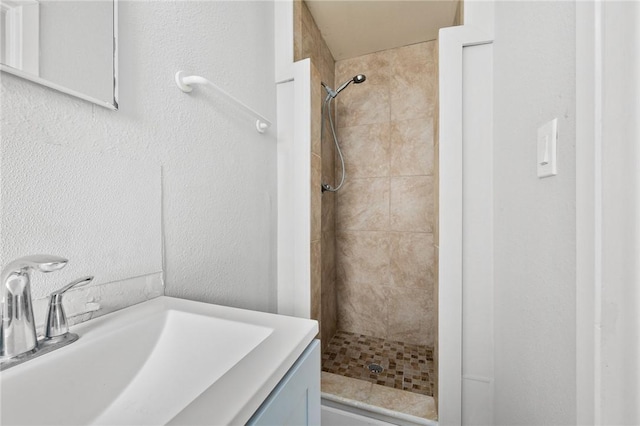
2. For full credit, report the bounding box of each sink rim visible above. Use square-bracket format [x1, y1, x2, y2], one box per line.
[0, 296, 318, 426]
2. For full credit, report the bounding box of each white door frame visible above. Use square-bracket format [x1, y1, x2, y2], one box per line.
[575, 2, 601, 422]
[576, 1, 640, 424]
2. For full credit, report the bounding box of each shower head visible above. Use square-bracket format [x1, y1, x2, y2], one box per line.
[324, 74, 367, 99]
[334, 74, 367, 97]
[353, 74, 366, 84]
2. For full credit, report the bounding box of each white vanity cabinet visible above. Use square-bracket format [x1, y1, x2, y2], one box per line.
[248, 340, 321, 426]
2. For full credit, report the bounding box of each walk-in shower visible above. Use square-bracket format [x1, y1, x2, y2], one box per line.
[293, 1, 444, 423]
[318, 44, 439, 423]
[320, 74, 366, 192]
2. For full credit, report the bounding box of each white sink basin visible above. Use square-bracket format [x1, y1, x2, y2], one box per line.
[0, 297, 318, 425]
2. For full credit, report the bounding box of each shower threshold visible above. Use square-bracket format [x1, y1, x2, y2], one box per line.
[321, 373, 437, 425]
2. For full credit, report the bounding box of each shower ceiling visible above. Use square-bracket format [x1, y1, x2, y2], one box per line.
[305, 0, 461, 60]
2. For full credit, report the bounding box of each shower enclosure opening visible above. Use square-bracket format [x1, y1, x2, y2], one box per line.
[293, 0, 463, 423]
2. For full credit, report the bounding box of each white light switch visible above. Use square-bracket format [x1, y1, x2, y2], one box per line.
[537, 118, 557, 178]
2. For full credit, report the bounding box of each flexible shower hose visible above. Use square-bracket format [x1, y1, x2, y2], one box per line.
[321, 95, 346, 192]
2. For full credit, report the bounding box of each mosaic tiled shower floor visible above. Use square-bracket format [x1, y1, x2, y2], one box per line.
[321, 330, 435, 397]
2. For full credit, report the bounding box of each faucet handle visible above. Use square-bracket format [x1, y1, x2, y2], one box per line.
[50, 276, 94, 299]
[45, 276, 94, 339]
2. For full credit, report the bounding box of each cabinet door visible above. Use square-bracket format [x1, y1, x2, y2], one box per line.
[248, 340, 320, 426]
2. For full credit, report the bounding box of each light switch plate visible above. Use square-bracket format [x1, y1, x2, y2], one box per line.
[537, 118, 557, 178]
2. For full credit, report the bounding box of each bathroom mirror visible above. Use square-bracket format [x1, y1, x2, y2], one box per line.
[0, 0, 118, 110]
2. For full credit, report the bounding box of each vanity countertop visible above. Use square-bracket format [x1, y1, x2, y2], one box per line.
[0, 296, 318, 425]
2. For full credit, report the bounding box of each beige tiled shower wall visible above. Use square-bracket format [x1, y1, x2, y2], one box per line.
[294, 0, 338, 351]
[334, 41, 438, 347]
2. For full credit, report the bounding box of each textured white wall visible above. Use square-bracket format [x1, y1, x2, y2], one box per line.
[492, 2, 576, 424]
[1, 1, 277, 316]
[0, 140, 162, 299]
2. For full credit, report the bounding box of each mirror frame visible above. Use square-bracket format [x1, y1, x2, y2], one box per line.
[0, 0, 118, 110]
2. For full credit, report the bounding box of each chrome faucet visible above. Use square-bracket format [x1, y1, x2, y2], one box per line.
[1, 255, 68, 359]
[1, 255, 94, 371]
